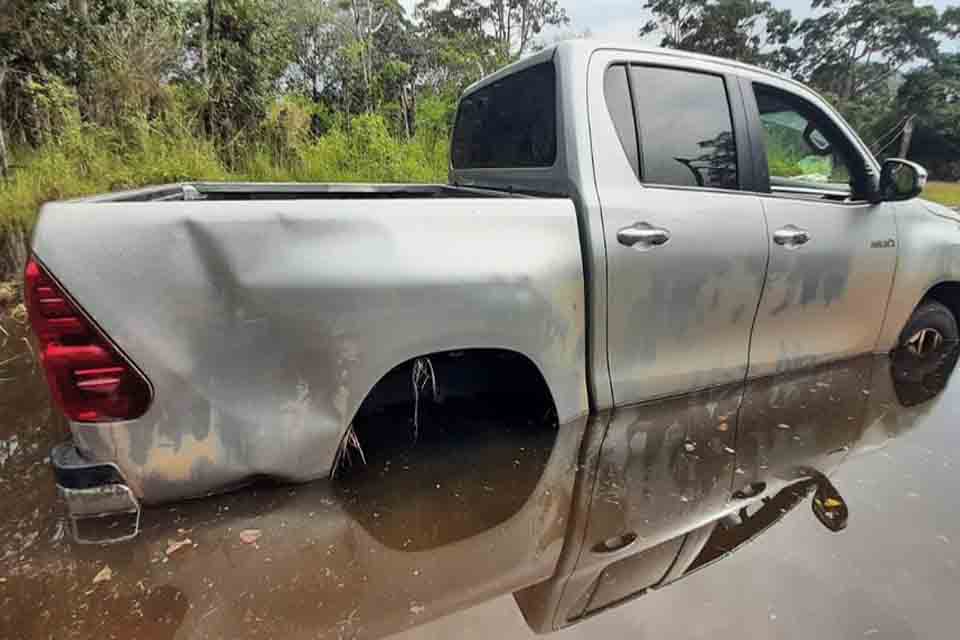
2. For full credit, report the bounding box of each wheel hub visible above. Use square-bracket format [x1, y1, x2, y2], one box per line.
[906, 327, 944, 357]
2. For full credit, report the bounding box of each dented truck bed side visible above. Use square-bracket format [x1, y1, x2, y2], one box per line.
[32, 197, 587, 503]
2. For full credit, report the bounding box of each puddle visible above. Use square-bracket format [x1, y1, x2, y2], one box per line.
[0, 318, 577, 639]
[336, 401, 557, 551]
[1, 313, 956, 639]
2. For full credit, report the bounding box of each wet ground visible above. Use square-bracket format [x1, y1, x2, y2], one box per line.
[2, 311, 959, 639]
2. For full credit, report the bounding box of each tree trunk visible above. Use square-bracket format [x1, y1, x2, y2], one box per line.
[205, 0, 217, 139]
[898, 115, 915, 159]
[0, 66, 9, 180]
[0, 114, 8, 180]
[409, 86, 417, 138]
[73, 0, 93, 122]
[400, 83, 410, 141]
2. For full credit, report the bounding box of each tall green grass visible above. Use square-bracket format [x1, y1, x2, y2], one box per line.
[924, 181, 960, 207]
[0, 109, 449, 279]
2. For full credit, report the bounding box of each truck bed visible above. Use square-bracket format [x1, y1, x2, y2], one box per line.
[32, 185, 586, 504]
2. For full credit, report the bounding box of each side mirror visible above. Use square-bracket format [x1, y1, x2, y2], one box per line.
[877, 158, 927, 202]
[811, 475, 848, 533]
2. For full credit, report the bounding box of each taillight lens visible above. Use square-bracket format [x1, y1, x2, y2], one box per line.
[24, 257, 151, 422]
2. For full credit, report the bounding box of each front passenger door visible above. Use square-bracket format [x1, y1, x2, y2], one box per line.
[743, 80, 898, 380]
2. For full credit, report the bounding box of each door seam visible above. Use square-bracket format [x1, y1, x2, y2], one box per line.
[730, 199, 772, 493]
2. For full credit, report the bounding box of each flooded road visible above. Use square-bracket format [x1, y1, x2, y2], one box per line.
[396, 373, 960, 639]
[2, 310, 959, 640]
[0, 318, 578, 639]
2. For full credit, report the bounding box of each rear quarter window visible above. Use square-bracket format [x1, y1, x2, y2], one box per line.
[451, 62, 557, 169]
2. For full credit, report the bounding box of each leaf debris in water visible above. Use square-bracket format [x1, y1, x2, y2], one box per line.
[240, 529, 262, 545]
[166, 538, 192, 555]
[92, 566, 113, 584]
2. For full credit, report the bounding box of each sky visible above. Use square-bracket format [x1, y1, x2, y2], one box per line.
[400, 0, 959, 45]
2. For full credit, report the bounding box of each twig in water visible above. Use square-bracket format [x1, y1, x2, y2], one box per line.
[21, 336, 35, 371]
[331, 423, 367, 479]
[0, 353, 22, 367]
[411, 357, 439, 442]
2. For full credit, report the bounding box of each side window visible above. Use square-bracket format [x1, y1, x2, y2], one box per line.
[451, 62, 556, 169]
[753, 83, 857, 196]
[630, 66, 738, 190]
[604, 64, 640, 177]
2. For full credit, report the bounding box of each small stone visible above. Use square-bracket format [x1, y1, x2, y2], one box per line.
[239, 529, 262, 545]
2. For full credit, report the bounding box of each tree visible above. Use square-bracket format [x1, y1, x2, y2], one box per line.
[418, 0, 567, 65]
[0, 1, 76, 145]
[183, 0, 294, 141]
[416, 0, 499, 88]
[286, 0, 345, 103]
[791, 0, 942, 105]
[483, 0, 569, 57]
[83, 2, 182, 127]
[341, 0, 400, 112]
[895, 54, 960, 177]
[639, 0, 795, 67]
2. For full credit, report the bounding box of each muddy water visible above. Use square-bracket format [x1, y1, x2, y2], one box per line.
[2, 310, 957, 640]
[0, 318, 575, 640]
[0, 319, 69, 574]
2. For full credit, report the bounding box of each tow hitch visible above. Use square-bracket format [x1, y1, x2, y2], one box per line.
[51, 442, 141, 544]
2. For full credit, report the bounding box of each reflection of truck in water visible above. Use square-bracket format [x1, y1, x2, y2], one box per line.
[25, 41, 960, 635]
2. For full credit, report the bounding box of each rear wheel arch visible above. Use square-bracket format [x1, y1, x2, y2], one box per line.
[333, 348, 561, 477]
[352, 348, 559, 419]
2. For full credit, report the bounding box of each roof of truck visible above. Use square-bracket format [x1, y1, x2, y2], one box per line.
[463, 39, 807, 98]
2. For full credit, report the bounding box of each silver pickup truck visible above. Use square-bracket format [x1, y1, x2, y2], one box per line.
[24, 41, 960, 633]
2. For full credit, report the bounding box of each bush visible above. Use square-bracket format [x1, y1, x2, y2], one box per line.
[0, 97, 451, 280]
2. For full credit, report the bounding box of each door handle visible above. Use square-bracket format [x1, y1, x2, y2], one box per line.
[618, 222, 671, 249]
[773, 225, 811, 247]
[732, 482, 767, 501]
[592, 532, 639, 554]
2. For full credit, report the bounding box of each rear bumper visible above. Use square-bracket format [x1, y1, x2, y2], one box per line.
[51, 442, 141, 544]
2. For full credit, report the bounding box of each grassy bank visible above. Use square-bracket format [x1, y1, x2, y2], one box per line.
[924, 181, 960, 207]
[0, 111, 448, 280]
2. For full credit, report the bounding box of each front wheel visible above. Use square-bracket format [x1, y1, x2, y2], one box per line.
[892, 301, 959, 404]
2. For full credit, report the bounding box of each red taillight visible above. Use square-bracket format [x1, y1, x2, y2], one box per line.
[24, 257, 151, 423]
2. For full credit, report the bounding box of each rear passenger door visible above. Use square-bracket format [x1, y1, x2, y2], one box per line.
[567, 51, 768, 619]
[591, 52, 768, 406]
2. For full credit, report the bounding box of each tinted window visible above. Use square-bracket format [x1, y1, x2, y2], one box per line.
[754, 83, 855, 194]
[604, 64, 639, 176]
[451, 62, 556, 169]
[630, 66, 738, 190]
